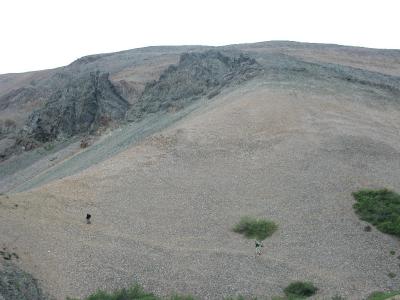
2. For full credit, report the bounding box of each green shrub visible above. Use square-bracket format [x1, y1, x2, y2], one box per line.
[67, 284, 197, 300]
[352, 189, 400, 237]
[224, 296, 260, 300]
[67, 284, 158, 300]
[283, 281, 318, 298]
[367, 291, 400, 300]
[224, 296, 245, 300]
[233, 216, 277, 240]
[44, 143, 55, 151]
[169, 295, 196, 300]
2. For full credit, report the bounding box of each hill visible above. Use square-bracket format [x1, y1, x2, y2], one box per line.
[1, 41, 400, 299]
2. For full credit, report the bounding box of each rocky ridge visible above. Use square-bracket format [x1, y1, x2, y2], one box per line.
[0, 50, 262, 160]
[127, 50, 262, 121]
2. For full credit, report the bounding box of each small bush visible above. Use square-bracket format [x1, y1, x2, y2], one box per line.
[224, 296, 245, 300]
[169, 295, 195, 300]
[388, 272, 396, 278]
[283, 281, 318, 298]
[67, 284, 158, 300]
[367, 291, 400, 300]
[352, 189, 400, 237]
[233, 216, 277, 240]
[67, 284, 197, 300]
[390, 250, 396, 255]
[331, 295, 345, 300]
[44, 143, 55, 151]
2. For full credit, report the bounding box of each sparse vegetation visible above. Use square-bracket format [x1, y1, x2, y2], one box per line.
[390, 250, 396, 255]
[67, 284, 196, 300]
[225, 296, 259, 300]
[67, 284, 158, 300]
[283, 281, 318, 298]
[233, 216, 278, 240]
[353, 189, 400, 237]
[367, 291, 400, 300]
[168, 295, 195, 300]
[388, 272, 396, 278]
[44, 143, 55, 151]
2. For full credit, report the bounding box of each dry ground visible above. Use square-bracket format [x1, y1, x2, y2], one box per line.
[1, 78, 400, 299]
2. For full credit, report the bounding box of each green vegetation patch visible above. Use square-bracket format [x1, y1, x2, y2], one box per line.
[169, 295, 195, 300]
[225, 297, 260, 300]
[44, 143, 55, 151]
[233, 216, 278, 240]
[367, 291, 400, 300]
[67, 284, 195, 300]
[283, 281, 318, 298]
[331, 296, 345, 300]
[67, 284, 157, 300]
[352, 189, 400, 237]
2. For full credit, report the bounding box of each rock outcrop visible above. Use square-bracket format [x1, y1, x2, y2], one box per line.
[127, 50, 262, 121]
[24, 71, 129, 143]
[0, 50, 262, 160]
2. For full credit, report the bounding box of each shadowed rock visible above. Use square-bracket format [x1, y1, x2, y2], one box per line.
[127, 50, 262, 121]
[24, 71, 129, 143]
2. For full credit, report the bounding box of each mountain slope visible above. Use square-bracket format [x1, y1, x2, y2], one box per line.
[1, 42, 400, 299]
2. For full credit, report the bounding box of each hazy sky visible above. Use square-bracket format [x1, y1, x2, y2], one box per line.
[1, 0, 399, 74]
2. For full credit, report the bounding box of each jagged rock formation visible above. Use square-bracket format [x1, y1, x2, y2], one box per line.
[24, 50, 262, 144]
[3, 44, 400, 163]
[0, 50, 262, 159]
[127, 50, 262, 121]
[24, 71, 129, 143]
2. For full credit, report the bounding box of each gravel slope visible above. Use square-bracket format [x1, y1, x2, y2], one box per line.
[1, 74, 400, 299]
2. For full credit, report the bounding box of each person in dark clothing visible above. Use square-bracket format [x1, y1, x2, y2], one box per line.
[255, 240, 263, 256]
[86, 214, 91, 224]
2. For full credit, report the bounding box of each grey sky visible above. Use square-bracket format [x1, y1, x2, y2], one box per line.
[1, 0, 399, 74]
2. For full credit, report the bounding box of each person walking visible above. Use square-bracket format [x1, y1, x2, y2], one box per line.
[255, 240, 263, 256]
[86, 213, 91, 224]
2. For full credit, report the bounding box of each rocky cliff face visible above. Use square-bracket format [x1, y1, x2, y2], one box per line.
[25, 51, 261, 143]
[0, 50, 262, 160]
[127, 50, 262, 121]
[24, 71, 129, 143]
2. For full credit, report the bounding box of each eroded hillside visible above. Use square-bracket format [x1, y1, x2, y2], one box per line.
[1, 42, 400, 300]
